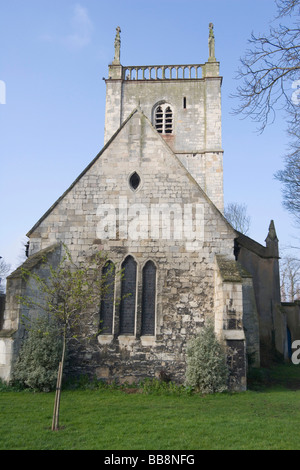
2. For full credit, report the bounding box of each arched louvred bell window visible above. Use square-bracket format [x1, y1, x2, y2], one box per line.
[99, 261, 115, 335]
[119, 255, 137, 335]
[141, 261, 156, 336]
[154, 103, 173, 134]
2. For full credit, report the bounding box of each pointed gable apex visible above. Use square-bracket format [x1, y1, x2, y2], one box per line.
[27, 107, 232, 237]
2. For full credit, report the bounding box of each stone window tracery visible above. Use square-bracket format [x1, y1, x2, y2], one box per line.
[99, 257, 157, 339]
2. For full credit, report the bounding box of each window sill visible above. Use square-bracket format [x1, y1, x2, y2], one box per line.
[97, 335, 114, 345]
[118, 335, 137, 346]
[140, 335, 156, 346]
[97, 334, 156, 347]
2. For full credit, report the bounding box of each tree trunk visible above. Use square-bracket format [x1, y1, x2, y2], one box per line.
[52, 328, 66, 431]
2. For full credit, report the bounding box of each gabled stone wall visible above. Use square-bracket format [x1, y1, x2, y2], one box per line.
[3, 110, 241, 387]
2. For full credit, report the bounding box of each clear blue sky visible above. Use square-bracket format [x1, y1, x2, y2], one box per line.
[0, 0, 298, 268]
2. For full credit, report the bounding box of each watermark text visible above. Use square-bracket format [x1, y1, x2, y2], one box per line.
[96, 197, 204, 249]
[0, 80, 6, 104]
[291, 340, 300, 364]
[291, 80, 300, 105]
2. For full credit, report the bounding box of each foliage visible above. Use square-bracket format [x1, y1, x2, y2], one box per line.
[139, 378, 193, 396]
[0, 378, 25, 392]
[12, 316, 63, 392]
[62, 374, 193, 395]
[19, 246, 116, 340]
[18, 244, 119, 429]
[185, 323, 229, 394]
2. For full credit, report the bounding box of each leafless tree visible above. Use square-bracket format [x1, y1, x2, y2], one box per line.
[275, 111, 300, 225]
[233, 0, 300, 131]
[224, 202, 251, 235]
[16, 238, 29, 266]
[280, 254, 300, 301]
[0, 258, 11, 293]
[277, 0, 300, 17]
[233, 0, 300, 224]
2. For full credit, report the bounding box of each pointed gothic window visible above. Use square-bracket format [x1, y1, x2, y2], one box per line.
[154, 103, 173, 134]
[129, 172, 141, 191]
[99, 261, 115, 335]
[141, 261, 156, 336]
[119, 256, 137, 335]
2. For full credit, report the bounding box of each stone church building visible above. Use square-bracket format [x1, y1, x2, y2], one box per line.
[0, 26, 288, 390]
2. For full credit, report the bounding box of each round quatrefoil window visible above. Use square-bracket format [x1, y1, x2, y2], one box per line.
[129, 172, 141, 191]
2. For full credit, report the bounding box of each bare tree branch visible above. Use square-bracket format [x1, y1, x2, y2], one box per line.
[233, 22, 300, 132]
[233, 0, 300, 225]
[276, 0, 300, 18]
[224, 202, 251, 235]
[0, 258, 11, 293]
[280, 254, 300, 301]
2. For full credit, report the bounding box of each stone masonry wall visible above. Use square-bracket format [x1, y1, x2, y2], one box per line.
[25, 110, 236, 384]
[0, 294, 5, 330]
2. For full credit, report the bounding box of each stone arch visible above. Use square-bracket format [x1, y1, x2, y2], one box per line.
[152, 101, 174, 134]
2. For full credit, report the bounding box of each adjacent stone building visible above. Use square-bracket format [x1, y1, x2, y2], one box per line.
[0, 26, 288, 389]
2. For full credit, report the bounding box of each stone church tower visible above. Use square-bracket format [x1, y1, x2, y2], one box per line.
[105, 24, 224, 212]
[0, 26, 287, 389]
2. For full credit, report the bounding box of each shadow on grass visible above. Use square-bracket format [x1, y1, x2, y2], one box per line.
[247, 363, 300, 392]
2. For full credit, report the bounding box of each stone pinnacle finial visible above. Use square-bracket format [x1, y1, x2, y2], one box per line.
[266, 220, 278, 242]
[208, 22, 215, 61]
[113, 26, 121, 64]
[265, 220, 279, 256]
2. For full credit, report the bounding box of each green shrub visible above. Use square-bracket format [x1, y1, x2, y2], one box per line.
[185, 323, 229, 394]
[138, 377, 193, 396]
[0, 378, 25, 392]
[12, 316, 63, 392]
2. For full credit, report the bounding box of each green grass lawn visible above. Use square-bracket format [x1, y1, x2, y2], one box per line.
[1, 365, 300, 450]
